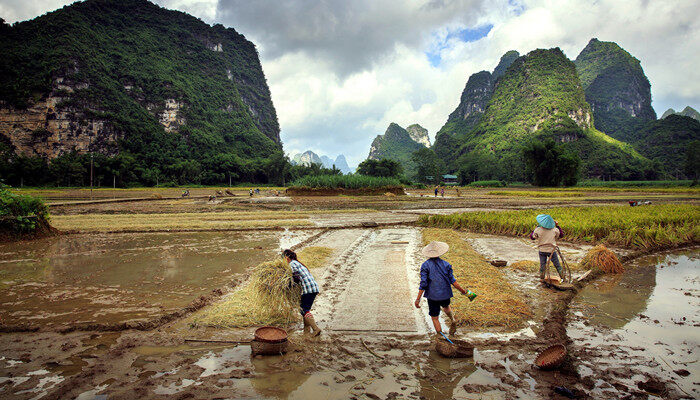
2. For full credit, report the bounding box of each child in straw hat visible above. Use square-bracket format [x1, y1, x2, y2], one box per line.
[414, 241, 470, 336]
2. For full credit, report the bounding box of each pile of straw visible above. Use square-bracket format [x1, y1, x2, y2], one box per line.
[193, 259, 301, 328]
[580, 245, 624, 274]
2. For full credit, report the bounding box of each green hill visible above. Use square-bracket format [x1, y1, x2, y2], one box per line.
[438, 48, 654, 182]
[433, 50, 519, 161]
[626, 115, 700, 178]
[0, 0, 281, 186]
[368, 123, 425, 177]
[574, 38, 656, 142]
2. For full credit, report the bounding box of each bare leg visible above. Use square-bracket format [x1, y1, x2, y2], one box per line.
[443, 306, 457, 335]
[431, 316, 442, 333]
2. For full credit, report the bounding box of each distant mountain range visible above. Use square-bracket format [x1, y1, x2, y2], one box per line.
[367, 38, 699, 181]
[291, 151, 353, 174]
[661, 106, 700, 122]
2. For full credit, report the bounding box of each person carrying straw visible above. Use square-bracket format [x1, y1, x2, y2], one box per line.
[530, 214, 565, 280]
[282, 249, 322, 336]
[414, 241, 472, 337]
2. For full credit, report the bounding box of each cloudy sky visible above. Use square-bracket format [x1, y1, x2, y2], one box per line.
[2, 0, 699, 167]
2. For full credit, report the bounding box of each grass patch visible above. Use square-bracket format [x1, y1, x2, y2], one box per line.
[422, 228, 532, 329]
[297, 246, 333, 269]
[289, 174, 401, 189]
[576, 180, 694, 188]
[419, 204, 700, 250]
[487, 190, 585, 198]
[51, 211, 315, 231]
[193, 259, 300, 328]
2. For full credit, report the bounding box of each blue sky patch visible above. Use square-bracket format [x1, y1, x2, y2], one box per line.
[426, 24, 494, 67]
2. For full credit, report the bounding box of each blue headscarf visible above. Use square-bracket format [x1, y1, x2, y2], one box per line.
[536, 214, 555, 229]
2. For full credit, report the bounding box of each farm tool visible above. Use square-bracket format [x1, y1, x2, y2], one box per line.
[542, 246, 573, 289]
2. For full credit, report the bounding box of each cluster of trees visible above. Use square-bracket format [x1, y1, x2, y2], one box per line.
[0, 147, 342, 188]
[357, 140, 582, 187]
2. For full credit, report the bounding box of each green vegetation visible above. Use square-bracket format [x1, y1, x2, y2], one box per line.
[0, 0, 287, 186]
[367, 123, 425, 177]
[289, 174, 401, 189]
[522, 139, 580, 186]
[436, 47, 654, 182]
[467, 180, 506, 187]
[575, 180, 694, 188]
[574, 38, 656, 141]
[661, 106, 700, 122]
[411, 148, 444, 184]
[686, 141, 700, 183]
[0, 188, 49, 233]
[486, 190, 584, 198]
[622, 115, 700, 179]
[419, 204, 700, 250]
[356, 158, 403, 178]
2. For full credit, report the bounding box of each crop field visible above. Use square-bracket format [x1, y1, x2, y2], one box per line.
[419, 204, 700, 250]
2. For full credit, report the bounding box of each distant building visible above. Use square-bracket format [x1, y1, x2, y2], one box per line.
[442, 174, 458, 186]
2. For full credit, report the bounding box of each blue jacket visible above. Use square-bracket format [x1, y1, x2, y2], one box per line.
[419, 257, 456, 300]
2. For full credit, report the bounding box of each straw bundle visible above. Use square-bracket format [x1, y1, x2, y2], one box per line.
[193, 259, 301, 328]
[580, 245, 624, 274]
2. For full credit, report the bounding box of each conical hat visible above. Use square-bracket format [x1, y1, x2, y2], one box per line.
[536, 214, 555, 229]
[422, 241, 449, 258]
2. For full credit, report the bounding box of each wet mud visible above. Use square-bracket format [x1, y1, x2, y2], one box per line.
[0, 225, 697, 399]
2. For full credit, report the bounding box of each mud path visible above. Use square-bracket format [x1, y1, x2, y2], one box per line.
[304, 228, 425, 333]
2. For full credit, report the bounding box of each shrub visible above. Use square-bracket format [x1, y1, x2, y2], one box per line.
[0, 189, 49, 233]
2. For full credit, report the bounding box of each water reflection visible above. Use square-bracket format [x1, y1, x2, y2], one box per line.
[0, 231, 286, 326]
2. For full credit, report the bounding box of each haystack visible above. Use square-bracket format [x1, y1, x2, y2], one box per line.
[580, 245, 624, 274]
[193, 259, 301, 327]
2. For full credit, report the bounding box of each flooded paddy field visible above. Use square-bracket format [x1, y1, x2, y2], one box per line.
[0, 187, 698, 399]
[1, 221, 697, 399]
[0, 230, 316, 330]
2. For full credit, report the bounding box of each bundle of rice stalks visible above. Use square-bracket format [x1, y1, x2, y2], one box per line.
[580, 245, 624, 274]
[193, 259, 301, 328]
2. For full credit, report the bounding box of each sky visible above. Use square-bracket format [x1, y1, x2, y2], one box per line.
[2, 0, 699, 168]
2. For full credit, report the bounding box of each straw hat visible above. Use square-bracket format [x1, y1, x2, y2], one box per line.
[422, 241, 449, 258]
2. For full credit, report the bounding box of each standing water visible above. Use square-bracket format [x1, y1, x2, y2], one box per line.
[0, 231, 313, 328]
[568, 250, 699, 398]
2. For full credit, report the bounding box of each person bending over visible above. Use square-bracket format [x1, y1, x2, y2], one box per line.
[283, 249, 321, 336]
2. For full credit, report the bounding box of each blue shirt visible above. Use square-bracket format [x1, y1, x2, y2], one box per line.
[290, 260, 319, 295]
[419, 257, 456, 300]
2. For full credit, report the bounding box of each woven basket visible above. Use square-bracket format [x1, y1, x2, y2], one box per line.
[534, 344, 567, 370]
[250, 339, 289, 356]
[435, 338, 474, 358]
[254, 326, 288, 344]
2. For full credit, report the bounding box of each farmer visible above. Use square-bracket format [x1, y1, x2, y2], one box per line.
[530, 214, 565, 280]
[434, 186, 439, 197]
[414, 241, 470, 336]
[282, 249, 322, 336]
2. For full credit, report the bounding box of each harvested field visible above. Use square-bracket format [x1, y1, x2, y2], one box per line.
[422, 228, 533, 329]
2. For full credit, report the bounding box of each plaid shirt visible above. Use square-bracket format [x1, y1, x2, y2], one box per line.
[290, 260, 319, 295]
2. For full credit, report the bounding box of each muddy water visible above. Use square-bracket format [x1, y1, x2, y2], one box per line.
[0, 231, 314, 327]
[569, 250, 700, 398]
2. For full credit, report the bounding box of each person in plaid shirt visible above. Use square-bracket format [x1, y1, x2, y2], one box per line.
[283, 249, 322, 336]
